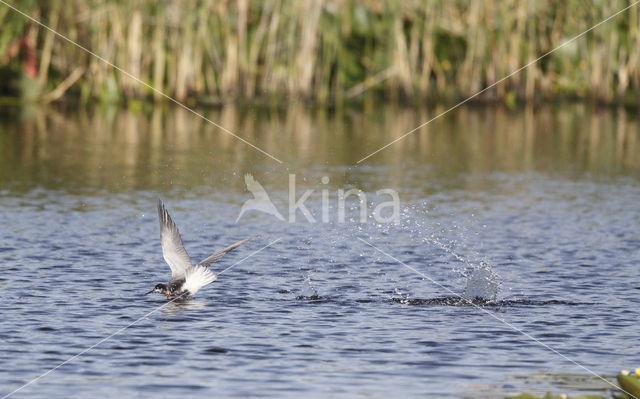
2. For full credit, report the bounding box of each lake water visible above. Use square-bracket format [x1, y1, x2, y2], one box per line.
[0, 103, 639, 398]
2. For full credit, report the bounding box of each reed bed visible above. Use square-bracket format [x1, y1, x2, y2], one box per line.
[1, 0, 639, 105]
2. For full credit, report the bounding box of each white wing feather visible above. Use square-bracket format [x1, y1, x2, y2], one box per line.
[158, 200, 192, 280]
[183, 266, 217, 296]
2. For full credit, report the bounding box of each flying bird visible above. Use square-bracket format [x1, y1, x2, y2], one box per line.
[147, 200, 250, 299]
[236, 173, 284, 222]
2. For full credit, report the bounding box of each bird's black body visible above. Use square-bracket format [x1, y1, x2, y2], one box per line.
[147, 279, 188, 298]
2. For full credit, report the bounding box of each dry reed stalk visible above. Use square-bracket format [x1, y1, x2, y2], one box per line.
[245, 0, 271, 97]
[37, 1, 58, 88]
[292, 0, 322, 95]
[2, 0, 640, 104]
[152, 9, 166, 101]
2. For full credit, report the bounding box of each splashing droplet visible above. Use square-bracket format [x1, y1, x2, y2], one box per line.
[393, 287, 411, 304]
[463, 263, 499, 301]
[299, 274, 319, 299]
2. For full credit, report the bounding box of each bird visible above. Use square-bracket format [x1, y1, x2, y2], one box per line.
[235, 173, 285, 222]
[146, 200, 250, 299]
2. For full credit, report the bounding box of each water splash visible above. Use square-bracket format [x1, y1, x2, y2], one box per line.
[392, 287, 411, 304]
[298, 274, 320, 299]
[424, 235, 475, 269]
[422, 234, 500, 301]
[391, 297, 584, 307]
[463, 262, 499, 301]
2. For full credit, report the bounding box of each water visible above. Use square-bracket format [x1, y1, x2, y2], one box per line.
[0, 104, 639, 398]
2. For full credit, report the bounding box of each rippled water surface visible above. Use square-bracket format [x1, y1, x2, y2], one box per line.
[1, 104, 639, 398]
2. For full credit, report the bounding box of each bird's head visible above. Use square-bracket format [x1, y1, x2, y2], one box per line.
[145, 283, 167, 295]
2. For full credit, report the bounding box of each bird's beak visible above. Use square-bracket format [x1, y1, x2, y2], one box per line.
[145, 289, 154, 295]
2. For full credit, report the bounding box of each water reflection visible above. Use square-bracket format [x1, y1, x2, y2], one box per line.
[0, 104, 638, 193]
[161, 299, 208, 318]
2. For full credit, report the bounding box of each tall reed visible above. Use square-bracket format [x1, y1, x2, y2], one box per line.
[1, 0, 639, 105]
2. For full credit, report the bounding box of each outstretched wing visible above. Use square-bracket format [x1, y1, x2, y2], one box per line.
[197, 238, 250, 268]
[158, 200, 192, 280]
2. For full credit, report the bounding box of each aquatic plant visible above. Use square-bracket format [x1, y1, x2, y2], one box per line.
[616, 369, 640, 399]
[509, 394, 604, 399]
[509, 370, 640, 399]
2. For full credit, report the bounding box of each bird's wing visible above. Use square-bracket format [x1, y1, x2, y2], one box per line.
[197, 238, 250, 268]
[183, 266, 217, 296]
[157, 200, 192, 280]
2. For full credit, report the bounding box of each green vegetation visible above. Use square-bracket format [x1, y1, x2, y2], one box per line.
[617, 372, 640, 399]
[1, 0, 640, 105]
[510, 395, 604, 399]
[508, 372, 640, 399]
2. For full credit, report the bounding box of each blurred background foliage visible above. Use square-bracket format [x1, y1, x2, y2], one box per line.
[1, 0, 639, 106]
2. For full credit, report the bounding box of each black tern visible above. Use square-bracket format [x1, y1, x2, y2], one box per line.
[147, 200, 249, 299]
